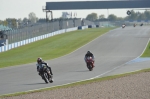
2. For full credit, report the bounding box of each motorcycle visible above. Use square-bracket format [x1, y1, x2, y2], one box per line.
[39, 64, 53, 83]
[140, 23, 143, 26]
[86, 57, 94, 71]
[133, 24, 136, 27]
[122, 24, 126, 28]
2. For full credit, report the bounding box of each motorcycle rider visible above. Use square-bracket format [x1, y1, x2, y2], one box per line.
[134, 23, 136, 27]
[122, 24, 126, 28]
[84, 51, 95, 67]
[36, 57, 53, 76]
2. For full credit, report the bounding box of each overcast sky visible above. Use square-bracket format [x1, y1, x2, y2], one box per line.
[0, 0, 145, 20]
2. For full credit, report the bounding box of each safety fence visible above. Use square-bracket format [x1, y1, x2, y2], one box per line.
[4, 19, 94, 44]
[0, 26, 89, 53]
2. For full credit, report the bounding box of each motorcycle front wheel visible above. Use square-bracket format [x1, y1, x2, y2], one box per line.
[87, 64, 93, 71]
[43, 73, 49, 83]
[48, 75, 53, 83]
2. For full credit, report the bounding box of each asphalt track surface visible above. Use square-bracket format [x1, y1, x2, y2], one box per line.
[1, 26, 150, 95]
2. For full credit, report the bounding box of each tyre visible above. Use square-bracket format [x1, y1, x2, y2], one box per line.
[88, 64, 93, 71]
[48, 75, 53, 83]
[43, 73, 48, 83]
[50, 79, 53, 83]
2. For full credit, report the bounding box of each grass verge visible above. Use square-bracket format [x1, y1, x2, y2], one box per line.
[0, 27, 115, 68]
[141, 40, 150, 57]
[0, 68, 150, 98]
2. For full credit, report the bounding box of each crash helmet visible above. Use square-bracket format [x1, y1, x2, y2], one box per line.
[37, 57, 42, 63]
[87, 51, 91, 54]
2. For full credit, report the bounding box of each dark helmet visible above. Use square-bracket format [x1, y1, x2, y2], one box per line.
[87, 51, 91, 54]
[37, 57, 42, 63]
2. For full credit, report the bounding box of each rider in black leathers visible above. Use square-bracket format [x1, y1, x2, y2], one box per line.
[36, 57, 53, 76]
[84, 51, 95, 67]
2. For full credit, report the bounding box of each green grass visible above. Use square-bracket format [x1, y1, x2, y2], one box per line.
[1, 68, 150, 98]
[141, 42, 150, 57]
[0, 27, 115, 68]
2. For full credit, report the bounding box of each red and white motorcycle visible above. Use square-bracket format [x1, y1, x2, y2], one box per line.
[86, 57, 94, 71]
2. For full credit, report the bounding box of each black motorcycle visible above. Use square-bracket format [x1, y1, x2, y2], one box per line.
[140, 23, 143, 26]
[40, 64, 53, 83]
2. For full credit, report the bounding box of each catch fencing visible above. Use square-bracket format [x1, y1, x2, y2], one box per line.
[0, 18, 95, 53]
[0, 25, 89, 53]
[4, 19, 94, 44]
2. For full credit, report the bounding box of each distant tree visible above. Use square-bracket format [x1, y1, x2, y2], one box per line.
[17, 18, 22, 23]
[0, 20, 3, 25]
[117, 17, 124, 21]
[144, 11, 150, 20]
[108, 14, 117, 21]
[23, 17, 28, 26]
[128, 10, 138, 20]
[2, 20, 8, 26]
[5, 18, 17, 28]
[6, 18, 11, 27]
[17, 18, 22, 28]
[23, 17, 28, 22]
[28, 12, 37, 23]
[138, 13, 146, 20]
[99, 14, 105, 19]
[125, 10, 150, 21]
[11, 19, 17, 28]
[86, 13, 98, 21]
[125, 14, 130, 20]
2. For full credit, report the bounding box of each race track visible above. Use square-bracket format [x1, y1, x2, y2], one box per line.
[1, 26, 150, 95]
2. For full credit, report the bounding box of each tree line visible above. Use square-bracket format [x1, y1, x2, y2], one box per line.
[1, 10, 150, 29]
[86, 10, 150, 21]
[0, 12, 38, 29]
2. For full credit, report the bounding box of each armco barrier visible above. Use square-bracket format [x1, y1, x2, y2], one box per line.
[88, 25, 96, 28]
[78, 26, 82, 30]
[78, 26, 88, 30]
[0, 26, 90, 53]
